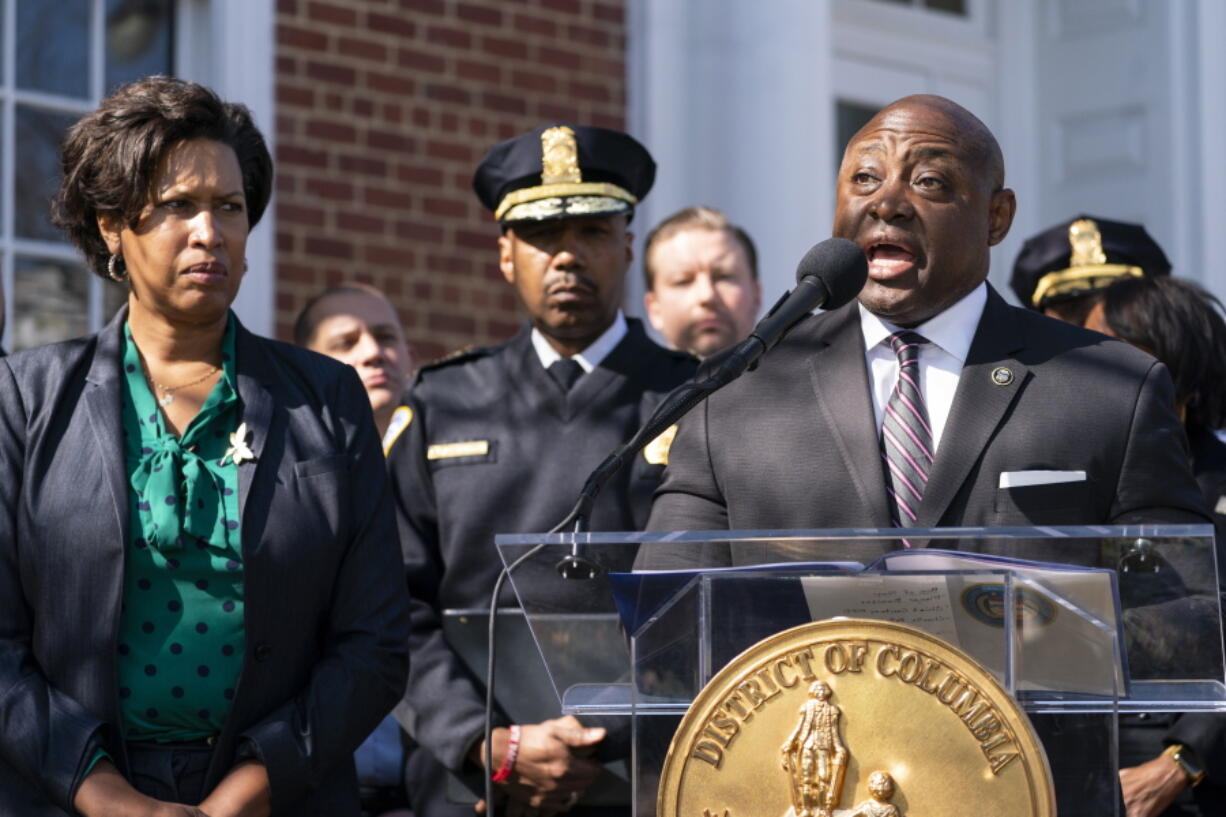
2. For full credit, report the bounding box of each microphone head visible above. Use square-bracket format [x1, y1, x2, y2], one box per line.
[796, 238, 868, 310]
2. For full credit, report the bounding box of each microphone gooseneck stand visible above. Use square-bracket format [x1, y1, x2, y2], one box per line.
[480, 238, 868, 816]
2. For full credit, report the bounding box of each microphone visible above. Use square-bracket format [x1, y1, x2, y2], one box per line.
[701, 237, 867, 387]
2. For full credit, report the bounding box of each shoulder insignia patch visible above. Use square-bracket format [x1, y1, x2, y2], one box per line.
[643, 424, 679, 466]
[381, 405, 413, 457]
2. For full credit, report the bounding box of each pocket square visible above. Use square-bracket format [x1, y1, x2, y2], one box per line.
[999, 470, 1087, 489]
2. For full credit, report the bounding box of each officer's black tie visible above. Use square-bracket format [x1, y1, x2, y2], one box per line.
[547, 358, 584, 392]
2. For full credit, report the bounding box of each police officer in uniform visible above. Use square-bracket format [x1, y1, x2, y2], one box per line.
[1015, 217, 1222, 817]
[388, 124, 696, 817]
[1009, 213, 1170, 323]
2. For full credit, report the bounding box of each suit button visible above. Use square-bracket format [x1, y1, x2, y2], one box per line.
[254, 643, 272, 661]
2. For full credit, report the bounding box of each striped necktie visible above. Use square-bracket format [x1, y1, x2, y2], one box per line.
[881, 330, 933, 531]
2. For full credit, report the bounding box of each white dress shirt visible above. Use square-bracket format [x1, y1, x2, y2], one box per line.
[860, 283, 988, 455]
[531, 310, 628, 373]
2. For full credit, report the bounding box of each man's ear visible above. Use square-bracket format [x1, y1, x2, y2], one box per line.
[497, 232, 516, 285]
[644, 290, 665, 333]
[97, 212, 123, 255]
[987, 188, 1016, 247]
[624, 228, 634, 267]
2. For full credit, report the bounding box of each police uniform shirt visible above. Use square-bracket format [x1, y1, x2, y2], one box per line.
[388, 316, 695, 779]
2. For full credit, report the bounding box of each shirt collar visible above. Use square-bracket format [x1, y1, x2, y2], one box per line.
[859, 282, 987, 363]
[531, 311, 628, 373]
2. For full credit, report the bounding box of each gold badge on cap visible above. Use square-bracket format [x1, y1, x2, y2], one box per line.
[644, 424, 679, 466]
[1030, 217, 1144, 307]
[540, 126, 582, 185]
[992, 367, 1014, 386]
[1068, 218, 1108, 267]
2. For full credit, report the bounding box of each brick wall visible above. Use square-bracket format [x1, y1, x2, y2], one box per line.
[274, 0, 628, 361]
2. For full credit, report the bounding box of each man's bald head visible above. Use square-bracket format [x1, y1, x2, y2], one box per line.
[851, 94, 1006, 193]
[833, 93, 1016, 327]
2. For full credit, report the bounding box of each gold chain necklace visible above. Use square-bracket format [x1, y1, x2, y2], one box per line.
[149, 365, 220, 407]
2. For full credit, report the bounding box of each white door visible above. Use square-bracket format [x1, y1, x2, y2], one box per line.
[1031, 0, 1193, 279]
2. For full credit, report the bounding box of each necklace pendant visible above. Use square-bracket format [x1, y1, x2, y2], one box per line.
[158, 393, 174, 407]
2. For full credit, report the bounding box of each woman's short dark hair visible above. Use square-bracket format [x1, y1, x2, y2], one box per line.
[1100, 276, 1226, 431]
[52, 75, 274, 279]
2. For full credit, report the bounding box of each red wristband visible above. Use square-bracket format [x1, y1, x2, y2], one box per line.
[491, 724, 521, 783]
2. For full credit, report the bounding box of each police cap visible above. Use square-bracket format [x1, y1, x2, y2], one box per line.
[472, 123, 655, 225]
[1011, 214, 1171, 310]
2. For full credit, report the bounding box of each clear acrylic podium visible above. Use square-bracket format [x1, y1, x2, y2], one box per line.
[495, 525, 1224, 816]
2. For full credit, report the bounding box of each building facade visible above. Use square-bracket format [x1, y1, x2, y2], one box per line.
[2, 0, 1224, 361]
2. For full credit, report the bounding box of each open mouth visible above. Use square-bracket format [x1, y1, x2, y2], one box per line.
[865, 242, 918, 279]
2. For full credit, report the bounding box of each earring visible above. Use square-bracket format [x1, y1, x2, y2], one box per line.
[107, 254, 128, 282]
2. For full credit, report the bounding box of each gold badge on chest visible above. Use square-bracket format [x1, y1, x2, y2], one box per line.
[643, 424, 679, 466]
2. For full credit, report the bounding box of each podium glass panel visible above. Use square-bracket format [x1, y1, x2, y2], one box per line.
[496, 525, 1221, 815]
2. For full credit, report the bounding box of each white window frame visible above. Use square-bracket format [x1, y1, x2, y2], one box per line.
[833, 0, 991, 41]
[0, 0, 276, 350]
[177, 0, 276, 337]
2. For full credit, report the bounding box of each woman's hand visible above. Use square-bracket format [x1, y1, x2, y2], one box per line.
[151, 806, 213, 817]
[72, 759, 213, 817]
[197, 759, 271, 817]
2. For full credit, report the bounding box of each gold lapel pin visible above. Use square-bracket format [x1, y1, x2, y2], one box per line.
[991, 367, 1014, 386]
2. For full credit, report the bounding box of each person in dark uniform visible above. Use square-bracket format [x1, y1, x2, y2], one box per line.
[388, 124, 696, 817]
[1009, 214, 1170, 324]
[1086, 275, 1226, 817]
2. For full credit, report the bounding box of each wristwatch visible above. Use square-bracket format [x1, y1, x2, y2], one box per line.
[1164, 743, 1207, 787]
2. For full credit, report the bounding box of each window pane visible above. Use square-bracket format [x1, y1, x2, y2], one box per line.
[835, 100, 880, 172]
[16, 105, 78, 242]
[17, 0, 90, 98]
[925, 0, 967, 14]
[13, 256, 89, 350]
[106, 0, 175, 93]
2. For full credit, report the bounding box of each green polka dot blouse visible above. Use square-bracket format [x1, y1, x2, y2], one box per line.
[117, 317, 246, 742]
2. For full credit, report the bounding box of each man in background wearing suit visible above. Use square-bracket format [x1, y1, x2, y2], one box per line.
[389, 124, 695, 817]
[642, 206, 762, 359]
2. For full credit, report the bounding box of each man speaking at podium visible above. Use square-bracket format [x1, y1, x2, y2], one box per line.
[642, 94, 1206, 553]
[639, 94, 1212, 817]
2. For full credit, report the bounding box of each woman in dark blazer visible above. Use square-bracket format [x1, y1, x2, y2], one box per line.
[0, 77, 409, 816]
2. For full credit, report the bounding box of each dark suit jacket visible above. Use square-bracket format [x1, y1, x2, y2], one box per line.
[387, 320, 694, 812]
[0, 309, 410, 815]
[639, 287, 1213, 815]
[642, 286, 1208, 565]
